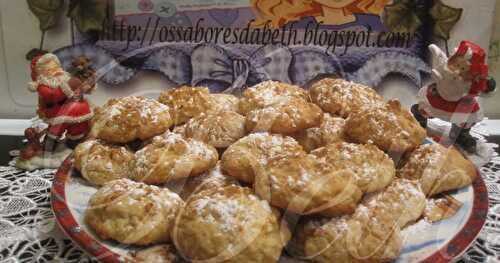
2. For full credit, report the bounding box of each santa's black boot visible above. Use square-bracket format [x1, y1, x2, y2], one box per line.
[450, 124, 477, 153]
[411, 104, 427, 128]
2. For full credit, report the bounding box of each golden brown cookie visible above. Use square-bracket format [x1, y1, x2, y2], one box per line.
[173, 185, 290, 263]
[158, 86, 218, 125]
[303, 217, 356, 263]
[309, 78, 384, 118]
[245, 97, 323, 135]
[398, 143, 477, 196]
[180, 110, 247, 148]
[362, 179, 426, 228]
[345, 207, 403, 263]
[85, 179, 184, 245]
[132, 132, 218, 184]
[288, 217, 330, 258]
[179, 162, 240, 200]
[311, 142, 395, 193]
[305, 217, 403, 263]
[423, 195, 463, 223]
[238, 80, 309, 115]
[345, 100, 426, 154]
[254, 154, 363, 216]
[74, 139, 135, 186]
[90, 96, 173, 143]
[211, 93, 240, 112]
[307, 180, 424, 262]
[292, 114, 346, 152]
[132, 245, 181, 263]
[221, 133, 304, 183]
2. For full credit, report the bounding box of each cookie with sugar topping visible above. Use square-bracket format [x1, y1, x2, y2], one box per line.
[309, 78, 384, 118]
[311, 142, 395, 193]
[132, 244, 182, 263]
[345, 100, 426, 154]
[158, 86, 218, 125]
[300, 180, 425, 262]
[74, 139, 135, 186]
[361, 178, 426, 228]
[398, 143, 477, 196]
[85, 179, 184, 245]
[180, 110, 247, 149]
[287, 217, 331, 258]
[172, 185, 290, 263]
[304, 206, 403, 263]
[301, 217, 355, 262]
[254, 154, 363, 217]
[292, 113, 346, 152]
[132, 132, 218, 184]
[245, 97, 323, 135]
[304, 178, 425, 263]
[238, 80, 309, 116]
[179, 162, 239, 200]
[211, 93, 240, 112]
[90, 96, 173, 144]
[221, 133, 304, 183]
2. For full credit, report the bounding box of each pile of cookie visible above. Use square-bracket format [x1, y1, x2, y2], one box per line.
[75, 79, 477, 262]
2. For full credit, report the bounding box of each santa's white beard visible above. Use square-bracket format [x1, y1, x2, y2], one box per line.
[28, 72, 73, 98]
[36, 72, 71, 88]
[434, 65, 471, 102]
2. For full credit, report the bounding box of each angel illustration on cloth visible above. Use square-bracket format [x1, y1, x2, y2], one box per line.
[412, 41, 496, 153]
[251, 0, 390, 30]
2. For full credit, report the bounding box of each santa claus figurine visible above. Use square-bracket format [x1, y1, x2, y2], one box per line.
[412, 41, 496, 153]
[17, 53, 95, 170]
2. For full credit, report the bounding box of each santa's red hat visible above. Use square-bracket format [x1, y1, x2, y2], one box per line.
[452, 41, 489, 95]
[30, 55, 42, 81]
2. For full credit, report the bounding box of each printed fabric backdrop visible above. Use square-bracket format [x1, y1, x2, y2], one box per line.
[51, 0, 446, 93]
[4, 0, 495, 119]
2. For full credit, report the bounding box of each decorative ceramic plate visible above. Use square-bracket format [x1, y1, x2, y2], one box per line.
[51, 155, 489, 263]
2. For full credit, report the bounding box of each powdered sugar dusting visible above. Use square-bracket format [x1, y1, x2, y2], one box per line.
[311, 78, 384, 117]
[106, 97, 168, 120]
[401, 219, 432, 240]
[243, 133, 302, 165]
[192, 192, 252, 233]
[96, 178, 182, 210]
[246, 80, 306, 108]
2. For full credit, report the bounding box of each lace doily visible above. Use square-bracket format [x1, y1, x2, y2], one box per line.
[1, 148, 499, 263]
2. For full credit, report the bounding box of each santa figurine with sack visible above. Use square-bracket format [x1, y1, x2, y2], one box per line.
[16, 53, 95, 170]
[412, 41, 496, 153]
